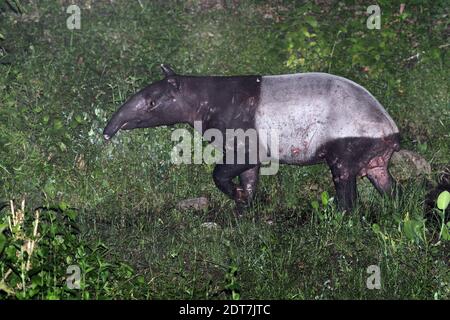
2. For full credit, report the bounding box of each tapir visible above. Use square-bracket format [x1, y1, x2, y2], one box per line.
[103, 65, 400, 211]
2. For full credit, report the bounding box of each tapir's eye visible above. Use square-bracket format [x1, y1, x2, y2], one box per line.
[150, 101, 156, 107]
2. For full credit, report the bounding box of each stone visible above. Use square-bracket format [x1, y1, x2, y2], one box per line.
[177, 197, 209, 211]
[391, 149, 431, 181]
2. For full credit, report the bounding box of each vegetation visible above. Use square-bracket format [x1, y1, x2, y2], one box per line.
[0, 0, 448, 299]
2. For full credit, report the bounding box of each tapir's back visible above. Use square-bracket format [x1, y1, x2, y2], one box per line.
[255, 72, 399, 164]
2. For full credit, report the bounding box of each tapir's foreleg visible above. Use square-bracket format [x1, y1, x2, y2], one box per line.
[213, 164, 257, 204]
[239, 166, 260, 204]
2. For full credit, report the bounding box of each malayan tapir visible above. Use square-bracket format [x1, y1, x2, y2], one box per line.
[103, 65, 400, 211]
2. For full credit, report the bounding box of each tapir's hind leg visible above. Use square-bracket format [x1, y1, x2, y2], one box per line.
[327, 160, 358, 212]
[324, 138, 362, 212]
[324, 134, 399, 211]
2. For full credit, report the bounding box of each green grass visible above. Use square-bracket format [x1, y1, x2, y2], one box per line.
[0, 1, 449, 299]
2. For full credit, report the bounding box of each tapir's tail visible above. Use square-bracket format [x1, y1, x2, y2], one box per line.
[390, 132, 401, 152]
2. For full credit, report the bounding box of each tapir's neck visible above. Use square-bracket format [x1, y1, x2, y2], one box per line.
[178, 75, 262, 132]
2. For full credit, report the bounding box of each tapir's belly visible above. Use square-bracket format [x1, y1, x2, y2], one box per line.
[254, 73, 399, 164]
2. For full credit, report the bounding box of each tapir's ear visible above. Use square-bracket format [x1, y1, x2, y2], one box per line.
[160, 64, 176, 77]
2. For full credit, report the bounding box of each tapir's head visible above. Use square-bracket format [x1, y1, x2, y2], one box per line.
[103, 65, 191, 140]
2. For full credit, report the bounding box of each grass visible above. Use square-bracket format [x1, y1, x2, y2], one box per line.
[0, 1, 449, 299]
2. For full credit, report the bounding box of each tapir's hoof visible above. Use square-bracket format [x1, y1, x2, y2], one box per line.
[234, 202, 247, 218]
[234, 186, 250, 205]
[103, 134, 111, 144]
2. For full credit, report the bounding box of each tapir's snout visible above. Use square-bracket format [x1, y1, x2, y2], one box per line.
[102, 117, 120, 141]
[103, 94, 139, 140]
[103, 115, 132, 140]
[103, 69, 179, 141]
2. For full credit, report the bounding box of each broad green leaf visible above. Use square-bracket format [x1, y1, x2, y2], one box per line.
[65, 209, 77, 220]
[0, 233, 6, 253]
[305, 16, 318, 28]
[412, 221, 425, 242]
[441, 225, 450, 241]
[54, 119, 63, 130]
[0, 222, 8, 233]
[437, 191, 450, 211]
[372, 223, 381, 234]
[403, 220, 415, 241]
[321, 191, 329, 206]
[232, 291, 241, 300]
[59, 142, 67, 152]
[137, 275, 145, 284]
[59, 201, 68, 211]
[0, 282, 15, 296]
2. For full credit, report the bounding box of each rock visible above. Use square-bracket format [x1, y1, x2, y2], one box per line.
[186, 0, 226, 12]
[177, 197, 209, 211]
[201, 222, 221, 230]
[391, 149, 431, 181]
